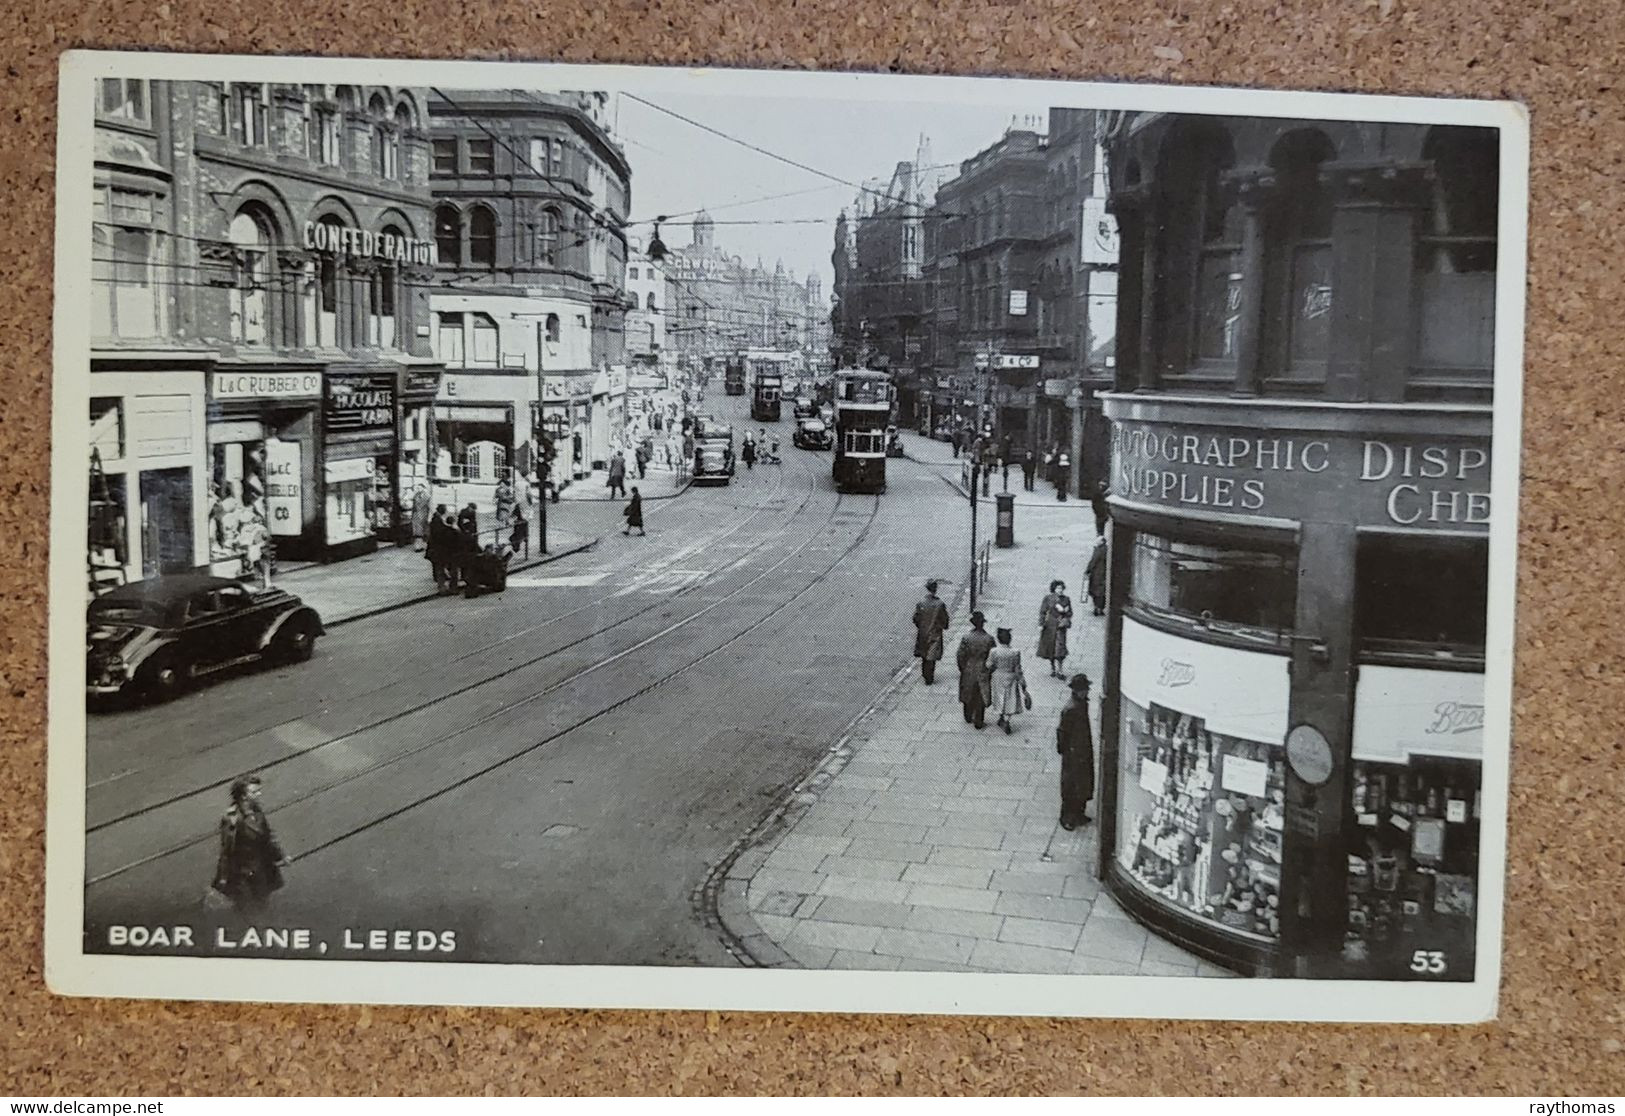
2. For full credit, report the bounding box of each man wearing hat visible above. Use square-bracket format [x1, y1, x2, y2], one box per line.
[955, 610, 996, 729]
[1057, 674, 1097, 829]
[911, 578, 951, 685]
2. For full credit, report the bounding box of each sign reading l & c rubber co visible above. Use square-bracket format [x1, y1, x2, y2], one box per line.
[1110, 422, 1492, 532]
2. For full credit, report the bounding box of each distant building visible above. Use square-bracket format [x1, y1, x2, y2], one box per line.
[624, 238, 669, 379]
[427, 89, 632, 482]
[663, 211, 827, 375]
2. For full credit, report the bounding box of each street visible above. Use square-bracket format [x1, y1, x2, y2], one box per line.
[84, 394, 977, 967]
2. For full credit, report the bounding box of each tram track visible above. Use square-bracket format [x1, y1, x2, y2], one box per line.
[85, 465, 809, 828]
[85, 482, 878, 887]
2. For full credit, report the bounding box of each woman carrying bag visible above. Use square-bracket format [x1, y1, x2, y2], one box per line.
[988, 626, 1032, 735]
[1037, 579, 1073, 677]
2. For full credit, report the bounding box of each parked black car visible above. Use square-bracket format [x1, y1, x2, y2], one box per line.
[87, 574, 325, 703]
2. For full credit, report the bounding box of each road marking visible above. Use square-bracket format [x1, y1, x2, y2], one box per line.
[506, 573, 611, 588]
[87, 767, 140, 790]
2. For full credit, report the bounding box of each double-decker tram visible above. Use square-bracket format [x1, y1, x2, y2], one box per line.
[831, 369, 894, 494]
[723, 355, 747, 396]
[751, 365, 784, 422]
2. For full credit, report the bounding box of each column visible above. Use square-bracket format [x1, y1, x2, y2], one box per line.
[1231, 174, 1273, 396]
[1277, 519, 1358, 977]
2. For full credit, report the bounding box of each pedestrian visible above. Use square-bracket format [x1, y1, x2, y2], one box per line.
[623, 486, 645, 536]
[1001, 453, 1011, 490]
[607, 450, 628, 498]
[210, 774, 288, 917]
[956, 609, 996, 730]
[1090, 480, 1110, 536]
[458, 502, 479, 541]
[1037, 579, 1074, 678]
[1055, 450, 1071, 501]
[741, 435, 757, 470]
[508, 501, 529, 554]
[425, 504, 455, 594]
[1057, 674, 1096, 829]
[1085, 535, 1108, 616]
[988, 626, 1031, 735]
[911, 578, 951, 685]
[951, 426, 962, 458]
[411, 484, 431, 551]
[493, 477, 517, 529]
[1043, 446, 1057, 486]
[635, 443, 650, 480]
[1022, 448, 1036, 492]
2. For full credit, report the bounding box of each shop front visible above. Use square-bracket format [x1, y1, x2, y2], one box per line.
[1098, 396, 1491, 980]
[324, 367, 401, 558]
[541, 372, 596, 481]
[206, 367, 323, 570]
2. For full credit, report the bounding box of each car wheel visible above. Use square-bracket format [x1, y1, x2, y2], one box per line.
[275, 616, 319, 664]
[142, 653, 189, 702]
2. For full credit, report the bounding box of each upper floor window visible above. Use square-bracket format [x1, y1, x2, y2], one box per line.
[98, 79, 148, 124]
[1261, 130, 1336, 377]
[467, 138, 495, 176]
[646, 291, 658, 312]
[470, 313, 499, 366]
[432, 137, 458, 175]
[469, 206, 496, 268]
[227, 209, 273, 345]
[434, 205, 461, 267]
[437, 311, 465, 364]
[550, 139, 564, 176]
[371, 95, 397, 179]
[544, 313, 561, 344]
[535, 207, 560, 266]
[1414, 127, 1498, 376]
[92, 184, 165, 339]
[306, 90, 341, 166]
[1356, 535, 1488, 662]
[1128, 532, 1296, 648]
[629, 266, 639, 280]
[224, 83, 270, 147]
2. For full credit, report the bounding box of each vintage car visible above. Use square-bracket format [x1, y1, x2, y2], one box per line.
[87, 573, 325, 703]
[692, 439, 735, 484]
[792, 417, 833, 450]
[792, 396, 818, 420]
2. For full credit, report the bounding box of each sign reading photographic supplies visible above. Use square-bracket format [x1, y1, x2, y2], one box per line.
[264, 439, 302, 537]
[1107, 419, 1492, 533]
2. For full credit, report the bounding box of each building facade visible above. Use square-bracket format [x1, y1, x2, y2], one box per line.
[1096, 112, 1498, 979]
[663, 212, 827, 376]
[89, 79, 443, 591]
[427, 90, 631, 483]
[624, 238, 669, 380]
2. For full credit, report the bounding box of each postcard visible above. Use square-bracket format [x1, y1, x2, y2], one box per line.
[47, 49, 1527, 1021]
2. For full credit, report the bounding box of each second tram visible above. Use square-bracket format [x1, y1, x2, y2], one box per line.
[831, 369, 894, 494]
[723, 357, 747, 396]
[751, 367, 784, 422]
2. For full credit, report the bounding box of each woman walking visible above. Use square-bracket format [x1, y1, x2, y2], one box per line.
[211, 774, 288, 916]
[1037, 579, 1074, 677]
[988, 627, 1031, 735]
[1056, 674, 1096, 829]
[623, 486, 646, 536]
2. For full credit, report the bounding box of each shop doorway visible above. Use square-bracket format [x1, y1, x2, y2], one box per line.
[139, 467, 193, 578]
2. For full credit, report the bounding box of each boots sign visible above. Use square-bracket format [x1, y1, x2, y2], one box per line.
[1109, 421, 1492, 533]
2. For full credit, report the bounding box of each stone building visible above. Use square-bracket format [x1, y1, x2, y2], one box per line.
[88, 78, 443, 589]
[1094, 111, 1498, 979]
[427, 89, 632, 483]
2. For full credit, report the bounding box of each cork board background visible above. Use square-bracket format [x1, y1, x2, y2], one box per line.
[5, 0, 1623, 1096]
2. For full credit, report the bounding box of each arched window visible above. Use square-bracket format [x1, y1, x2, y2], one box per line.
[646, 291, 657, 312]
[1261, 130, 1336, 376]
[228, 209, 273, 345]
[370, 224, 405, 348]
[469, 206, 496, 268]
[1151, 124, 1237, 378]
[369, 94, 397, 179]
[305, 214, 345, 348]
[1415, 127, 1498, 375]
[434, 205, 461, 267]
[544, 312, 560, 343]
[536, 207, 560, 266]
[392, 103, 413, 182]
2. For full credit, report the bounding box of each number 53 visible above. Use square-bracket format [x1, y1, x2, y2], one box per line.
[1410, 950, 1447, 974]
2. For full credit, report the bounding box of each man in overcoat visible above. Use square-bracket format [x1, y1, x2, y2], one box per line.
[956, 610, 996, 729]
[1057, 674, 1097, 830]
[911, 578, 951, 685]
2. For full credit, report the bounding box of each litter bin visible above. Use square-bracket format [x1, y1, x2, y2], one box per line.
[995, 491, 1015, 548]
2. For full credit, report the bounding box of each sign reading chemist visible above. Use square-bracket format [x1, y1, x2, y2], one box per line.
[1111, 422, 1491, 532]
[304, 222, 436, 266]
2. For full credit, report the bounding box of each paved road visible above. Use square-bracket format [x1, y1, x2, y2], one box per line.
[84, 394, 974, 968]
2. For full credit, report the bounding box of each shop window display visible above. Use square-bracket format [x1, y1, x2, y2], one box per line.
[210, 443, 274, 580]
[1344, 757, 1480, 978]
[1116, 696, 1286, 941]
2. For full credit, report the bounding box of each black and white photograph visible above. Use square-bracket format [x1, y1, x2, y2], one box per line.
[47, 52, 1527, 1021]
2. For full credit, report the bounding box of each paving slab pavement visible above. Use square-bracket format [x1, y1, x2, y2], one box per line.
[715, 498, 1223, 977]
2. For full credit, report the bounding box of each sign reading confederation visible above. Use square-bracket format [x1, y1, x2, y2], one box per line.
[1111, 422, 1492, 532]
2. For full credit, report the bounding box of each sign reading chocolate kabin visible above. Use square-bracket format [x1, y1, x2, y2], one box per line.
[304, 221, 436, 266]
[1112, 422, 1491, 531]
[326, 373, 395, 434]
